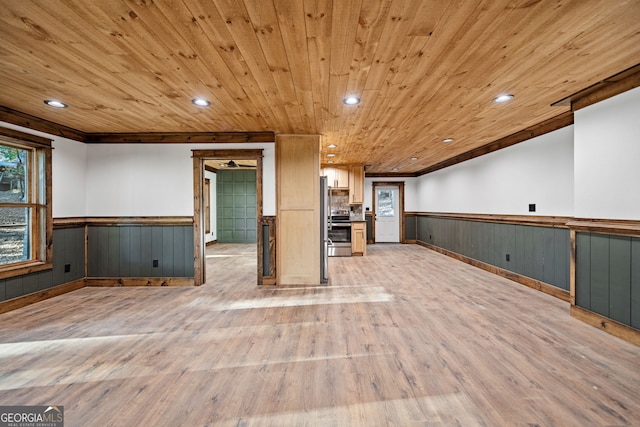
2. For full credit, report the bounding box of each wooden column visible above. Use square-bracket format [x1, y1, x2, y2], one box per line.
[276, 135, 320, 285]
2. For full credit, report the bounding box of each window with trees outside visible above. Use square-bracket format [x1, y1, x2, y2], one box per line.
[0, 129, 52, 279]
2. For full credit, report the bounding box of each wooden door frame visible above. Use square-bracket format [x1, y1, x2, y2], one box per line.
[371, 182, 405, 244]
[192, 149, 263, 286]
[204, 178, 211, 235]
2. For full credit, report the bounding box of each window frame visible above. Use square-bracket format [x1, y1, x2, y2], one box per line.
[0, 128, 52, 279]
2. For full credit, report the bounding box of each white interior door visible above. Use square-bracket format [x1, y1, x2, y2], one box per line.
[375, 186, 400, 242]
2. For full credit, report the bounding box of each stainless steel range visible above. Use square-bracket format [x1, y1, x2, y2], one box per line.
[328, 210, 351, 257]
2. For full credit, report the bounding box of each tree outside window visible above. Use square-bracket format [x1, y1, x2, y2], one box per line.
[0, 131, 52, 278]
[0, 144, 29, 264]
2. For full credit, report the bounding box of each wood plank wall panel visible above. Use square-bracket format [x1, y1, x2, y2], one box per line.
[554, 228, 570, 293]
[0, 227, 85, 302]
[575, 232, 640, 330]
[610, 236, 632, 325]
[575, 233, 591, 309]
[415, 216, 569, 292]
[216, 170, 258, 243]
[589, 234, 610, 317]
[87, 225, 194, 278]
[632, 239, 640, 330]
[365, 213, 374, 244]
[404, 214, 417, 242]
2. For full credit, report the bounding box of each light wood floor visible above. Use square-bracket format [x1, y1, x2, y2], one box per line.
[0, 243, 639, 426]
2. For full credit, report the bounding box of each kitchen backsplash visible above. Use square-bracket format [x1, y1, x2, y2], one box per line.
[331, 194, 364, 220]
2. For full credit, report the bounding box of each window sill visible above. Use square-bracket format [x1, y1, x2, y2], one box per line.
[0, 261, 53, 280]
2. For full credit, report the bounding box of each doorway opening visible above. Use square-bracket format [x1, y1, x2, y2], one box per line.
[371, 182, 405, 243]
[192, 150, 263, 286]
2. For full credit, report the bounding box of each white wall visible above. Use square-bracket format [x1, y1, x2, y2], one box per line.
[364, 177, 419, 212]
[52, 138, 88, 217]
[85, 144, 193, 216]
[84, 142, 275, 217]
[414, 125, 574, 216]
[574, 86, 640, 220]
[0, 120, 276, 218]
[0, 121, 88, 218]
[204, 170, 217, 242]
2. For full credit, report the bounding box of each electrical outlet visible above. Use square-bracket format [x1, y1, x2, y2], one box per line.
[153, 260, 159, 267]
[64, 264, 71, 273]
[529, 203, 536, 212]
[505, 254, 510, 262]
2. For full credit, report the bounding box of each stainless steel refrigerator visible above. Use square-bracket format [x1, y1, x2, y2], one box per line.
[320, 176, 329, 283]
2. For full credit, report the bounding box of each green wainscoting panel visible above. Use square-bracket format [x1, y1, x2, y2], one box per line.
[1, 226, 85, 302]
[589, 234, 610, 317]
[575, 232, 639, 329]
[404, 214, 417, 241]
[575, 233, 591, 309]
[1, 224, 194, 303]
[416, 217, 570, 292]
[609, 236, 631, 325]
[217, 170, 257, 243]
[416, 216, 428, 243]
[365, 214, 374, 242]
[496, 223, 516, 271]
[87, 225, 194, 278]
[513, 225, 527, 277]
[631, 238, 640, 329]
[553, 228, 570, 291]
[128, 226, 142, 277]
[540, 227, 555, 285]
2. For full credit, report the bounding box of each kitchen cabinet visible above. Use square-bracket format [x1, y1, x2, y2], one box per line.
[349, 165, 364, 204]
[351, 221, 366, 256]
[322, 167, 349, 189]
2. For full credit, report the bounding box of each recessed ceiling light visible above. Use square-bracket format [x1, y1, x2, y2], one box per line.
[391, 167, 399, 172]
[410, 157, 418, 161]
[442, 138, 455, 143]
[327, 153, 336, 157]
[343, 96, 360, 105]
[44, 100, 68, 108]
[328, 144, 337, 148]
[192, 98, 211, 107]
[492, 94, 514, 103]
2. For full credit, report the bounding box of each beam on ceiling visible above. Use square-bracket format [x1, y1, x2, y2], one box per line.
[85, 132, 275, 144]
[0, 106, 86, 142]
[551, 63, 640, 111]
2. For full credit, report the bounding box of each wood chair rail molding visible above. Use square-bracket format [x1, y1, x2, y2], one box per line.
[410, 212, 572, 228]
[566, 219, 640, 237]
[53, 216, 194, 227]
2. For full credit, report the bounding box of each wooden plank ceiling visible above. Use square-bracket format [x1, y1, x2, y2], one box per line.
[0, 0, 638, 173]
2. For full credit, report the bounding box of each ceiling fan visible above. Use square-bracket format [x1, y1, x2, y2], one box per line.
[218, 160, 255, 168]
